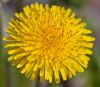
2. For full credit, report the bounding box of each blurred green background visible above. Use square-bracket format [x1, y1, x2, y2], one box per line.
[0, 0, 100, 87]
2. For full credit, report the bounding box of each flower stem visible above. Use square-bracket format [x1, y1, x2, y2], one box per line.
[61, 79, 71, 87]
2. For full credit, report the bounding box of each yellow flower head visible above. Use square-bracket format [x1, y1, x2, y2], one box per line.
[4, 3, 95, 83]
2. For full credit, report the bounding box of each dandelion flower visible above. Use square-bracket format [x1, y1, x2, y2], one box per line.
[3, 3, 95, 83]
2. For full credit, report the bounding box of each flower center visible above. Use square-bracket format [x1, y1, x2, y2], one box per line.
[47, 35, 55, 41]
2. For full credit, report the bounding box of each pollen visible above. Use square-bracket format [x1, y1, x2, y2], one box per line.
[3, 3, 95, 83]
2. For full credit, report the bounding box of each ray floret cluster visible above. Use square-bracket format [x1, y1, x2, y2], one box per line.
[3, 3, 95, 83]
